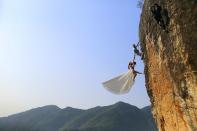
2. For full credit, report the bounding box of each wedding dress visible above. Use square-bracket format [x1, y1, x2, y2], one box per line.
[102, 69, 135, 94]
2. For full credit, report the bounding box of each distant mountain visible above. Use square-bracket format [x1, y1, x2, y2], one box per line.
[0, 102, 157, 131]
[141, 106, 157, 131]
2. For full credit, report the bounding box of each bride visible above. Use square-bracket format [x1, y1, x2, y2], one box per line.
[102, 60, 142, 94]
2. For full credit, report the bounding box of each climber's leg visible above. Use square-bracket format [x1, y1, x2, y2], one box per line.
[133, 72, 137, 81]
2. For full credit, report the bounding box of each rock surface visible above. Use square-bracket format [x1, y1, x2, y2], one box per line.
[139, 0, 197, 130]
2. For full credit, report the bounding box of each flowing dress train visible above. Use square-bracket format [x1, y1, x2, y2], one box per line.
[102, 69, 135, 94]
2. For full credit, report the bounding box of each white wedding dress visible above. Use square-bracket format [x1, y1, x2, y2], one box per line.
[102, 69, 135, 94]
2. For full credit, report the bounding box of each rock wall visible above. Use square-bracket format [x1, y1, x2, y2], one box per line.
[139, 0, 197, 131]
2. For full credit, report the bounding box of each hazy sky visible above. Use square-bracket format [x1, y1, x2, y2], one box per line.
[0, 0, 150, 117]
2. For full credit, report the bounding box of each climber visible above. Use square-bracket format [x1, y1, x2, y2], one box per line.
[133, 44, 142, 57]
[128, 60, 142, 80]
[133, 43, 144, 60]
[150, 4, 166, 30]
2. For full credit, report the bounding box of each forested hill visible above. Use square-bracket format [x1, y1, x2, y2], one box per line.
[0, 102, 157, 131]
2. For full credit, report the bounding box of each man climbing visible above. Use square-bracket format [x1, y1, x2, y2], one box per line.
[133, 43, 144, 60]
[150, 4, 167, 30]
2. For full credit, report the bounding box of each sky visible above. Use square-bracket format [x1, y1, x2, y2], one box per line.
[0, 0, 150, 117]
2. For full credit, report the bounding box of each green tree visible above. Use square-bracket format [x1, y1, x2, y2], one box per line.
[137, 0, 144, 9]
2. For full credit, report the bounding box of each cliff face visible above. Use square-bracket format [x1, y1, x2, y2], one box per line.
[139, 0, 197, 131]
